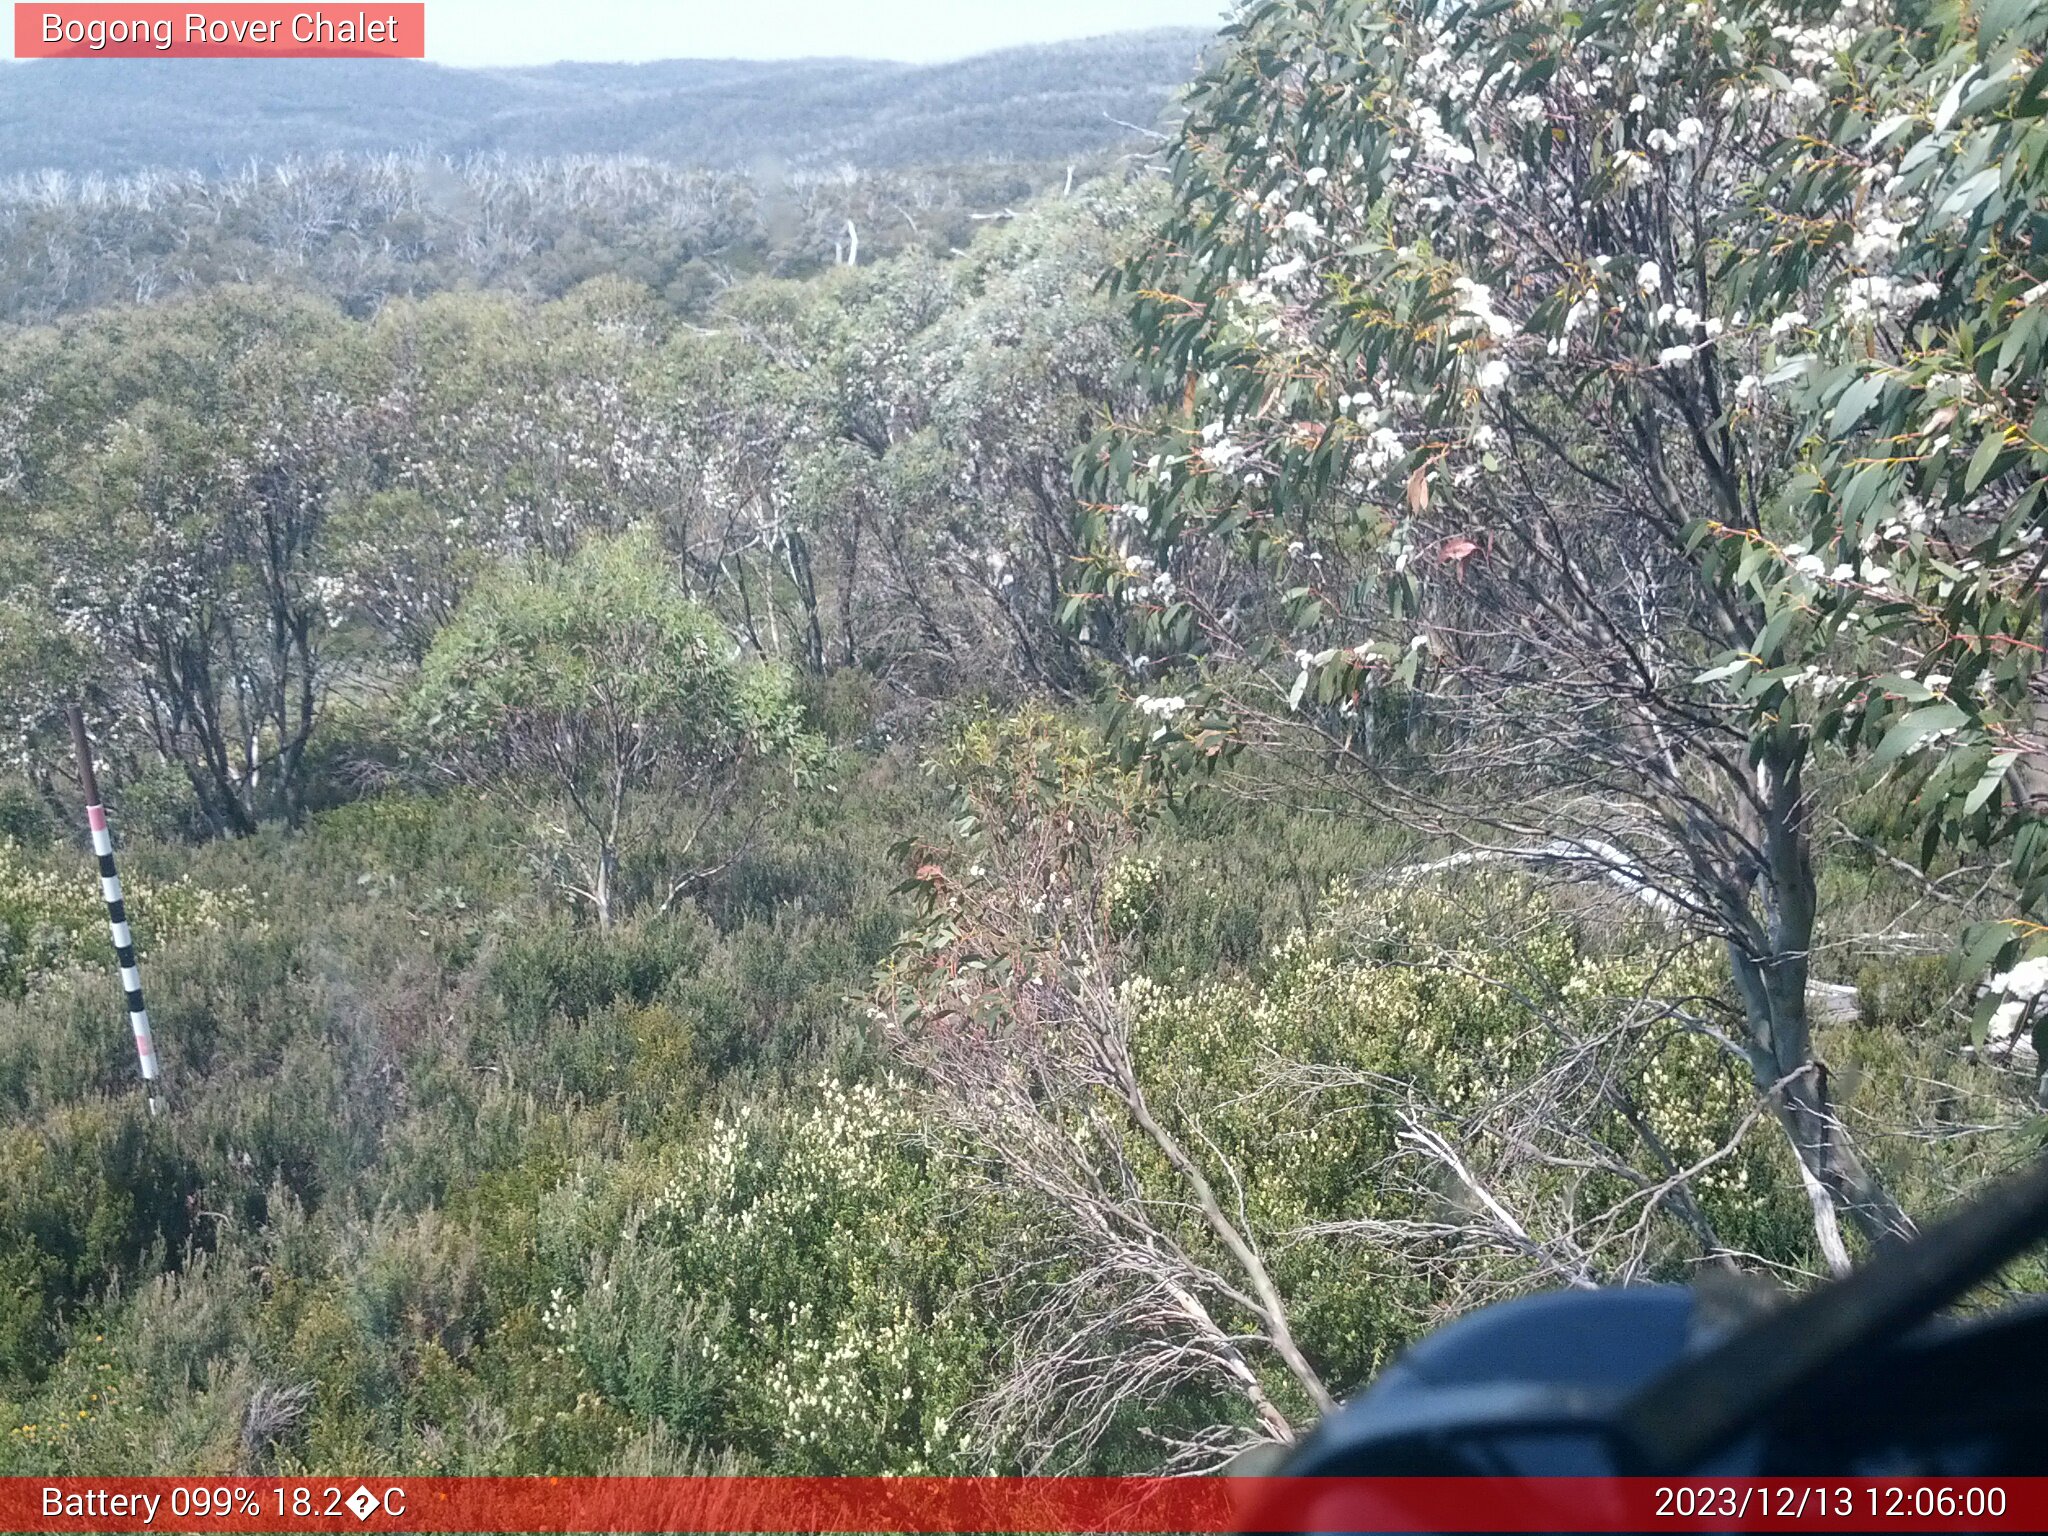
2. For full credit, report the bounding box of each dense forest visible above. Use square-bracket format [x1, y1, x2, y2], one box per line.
[0, 152, 1102, 324]
[3, 0, 2048, 1480]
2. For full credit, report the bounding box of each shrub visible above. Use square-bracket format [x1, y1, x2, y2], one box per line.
[1102, 856, 1162, 938]
[0, 1104, 197, 1382]
[486, 919, 711, 1044]
[1853, 955, 1956, 1034]
[550, 1081, 996, 1473]
[0, 843, 256, 1000]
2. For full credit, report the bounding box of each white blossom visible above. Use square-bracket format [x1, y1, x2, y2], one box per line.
[1280, 209, 1323, 243]
[1135, 694, 1188, 720]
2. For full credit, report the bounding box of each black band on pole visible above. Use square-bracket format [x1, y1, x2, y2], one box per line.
[64, 705, 163, 1114]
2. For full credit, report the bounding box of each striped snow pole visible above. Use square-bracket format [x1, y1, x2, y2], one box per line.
[66, 706, 163, 1114]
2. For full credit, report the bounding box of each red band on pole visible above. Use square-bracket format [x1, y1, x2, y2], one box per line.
[65, 706, 161, 1101]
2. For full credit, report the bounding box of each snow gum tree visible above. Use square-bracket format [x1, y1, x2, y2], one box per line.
[409, 532, 815, 930]
[1071, 0, 1964, 1262]
[18, 291, 376, 835]
[1689, 0, 2048, 1057]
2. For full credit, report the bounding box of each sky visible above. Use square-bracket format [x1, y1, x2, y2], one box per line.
[423, 0, 1230, 67]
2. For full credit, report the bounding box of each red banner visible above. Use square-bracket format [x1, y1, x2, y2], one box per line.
[0, 1477, 2042, 1532]
[13, 5, 424, 58]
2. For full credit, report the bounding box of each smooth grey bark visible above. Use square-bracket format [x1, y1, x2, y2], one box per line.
[1723, 743, 1915, 1255]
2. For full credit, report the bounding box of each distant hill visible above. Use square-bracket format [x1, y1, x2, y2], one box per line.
[0, 29, 1210, 177]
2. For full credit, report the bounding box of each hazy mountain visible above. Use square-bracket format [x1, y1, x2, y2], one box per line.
[0, 28, 1208, 177]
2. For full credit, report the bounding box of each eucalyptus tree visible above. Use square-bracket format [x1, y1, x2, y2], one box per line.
[917, 189, 1155, 694]
[20, 289, 375, 834]
[662, 286, 841, 671]
[1073, 0, 1928, 1259]
[408, 532, 814, 930]
[666, 187, 1150, 694]
[1692, 0, 2048, 1058]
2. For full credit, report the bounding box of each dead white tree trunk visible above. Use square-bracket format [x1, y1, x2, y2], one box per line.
[896, 953, 1330, 1468]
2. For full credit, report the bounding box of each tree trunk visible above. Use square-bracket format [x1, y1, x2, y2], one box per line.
[786, 529, 825, 674]
[1726, 745, 1915, 1256]
[594, 841, 617, 933]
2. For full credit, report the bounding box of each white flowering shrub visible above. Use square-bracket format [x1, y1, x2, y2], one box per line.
[1102, 856, 1164, 936]
[0, 844, 255, 998]
[553, 1081, 993, 1473]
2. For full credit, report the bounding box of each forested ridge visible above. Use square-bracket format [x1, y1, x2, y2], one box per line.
[3, 0, 2048, 1479]
[0, 30, 1208, 176]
